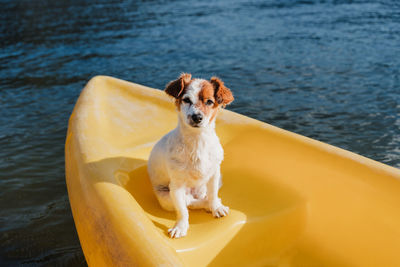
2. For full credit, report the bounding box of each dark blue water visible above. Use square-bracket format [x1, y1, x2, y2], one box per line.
[1, 0, 399, 265]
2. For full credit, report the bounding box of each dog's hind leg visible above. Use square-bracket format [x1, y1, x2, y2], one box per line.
[154, 185, 175, 211]
[188, 198, 209, 210]
[154, 185, 209, 211]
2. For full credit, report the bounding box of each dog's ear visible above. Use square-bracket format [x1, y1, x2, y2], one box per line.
[210, 77, 234, 106]
[165, 73, 192, 98]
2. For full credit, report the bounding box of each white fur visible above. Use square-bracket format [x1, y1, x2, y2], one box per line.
[147, 79, 229, 239]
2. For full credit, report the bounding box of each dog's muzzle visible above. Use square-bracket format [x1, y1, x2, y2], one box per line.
[189, 113, 203, 127]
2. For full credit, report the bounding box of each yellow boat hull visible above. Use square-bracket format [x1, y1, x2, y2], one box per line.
[65, 76, 400, 266]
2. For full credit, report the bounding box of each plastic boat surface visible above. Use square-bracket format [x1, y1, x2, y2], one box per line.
[65, 76, 400, 266]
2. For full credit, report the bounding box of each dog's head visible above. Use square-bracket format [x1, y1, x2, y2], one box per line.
[164, 73, 234, 128]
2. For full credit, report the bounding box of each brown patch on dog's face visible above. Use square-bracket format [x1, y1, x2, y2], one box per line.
[196, 80, 219, 123]
[164, 73, 192, 110]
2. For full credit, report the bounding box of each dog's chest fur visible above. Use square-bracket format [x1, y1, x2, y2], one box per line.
[168, 130, 223, 183]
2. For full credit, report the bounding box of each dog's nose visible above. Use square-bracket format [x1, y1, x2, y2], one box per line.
[191, 114, 203, 124]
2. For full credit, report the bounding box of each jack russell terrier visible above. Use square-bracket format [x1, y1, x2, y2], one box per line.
[147, 73, 234, 238]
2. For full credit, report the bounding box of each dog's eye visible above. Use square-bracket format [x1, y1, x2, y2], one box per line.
[183, 98, 192, 105]
[206, 99, 214, 106]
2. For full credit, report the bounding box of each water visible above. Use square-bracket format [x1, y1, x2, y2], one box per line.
[1, 0, 399, 265]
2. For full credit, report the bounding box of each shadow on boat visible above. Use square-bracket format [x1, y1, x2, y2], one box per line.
[85, 156, 317, 265]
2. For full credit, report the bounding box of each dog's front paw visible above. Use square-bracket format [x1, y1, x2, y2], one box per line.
[211, 204, 229, 218]
[168, 221, 189, 238]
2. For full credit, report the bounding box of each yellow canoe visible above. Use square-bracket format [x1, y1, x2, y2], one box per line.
[65, 76, 400, 267]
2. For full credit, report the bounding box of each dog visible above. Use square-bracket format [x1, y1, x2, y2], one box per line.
[147, 73, 234, 238]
